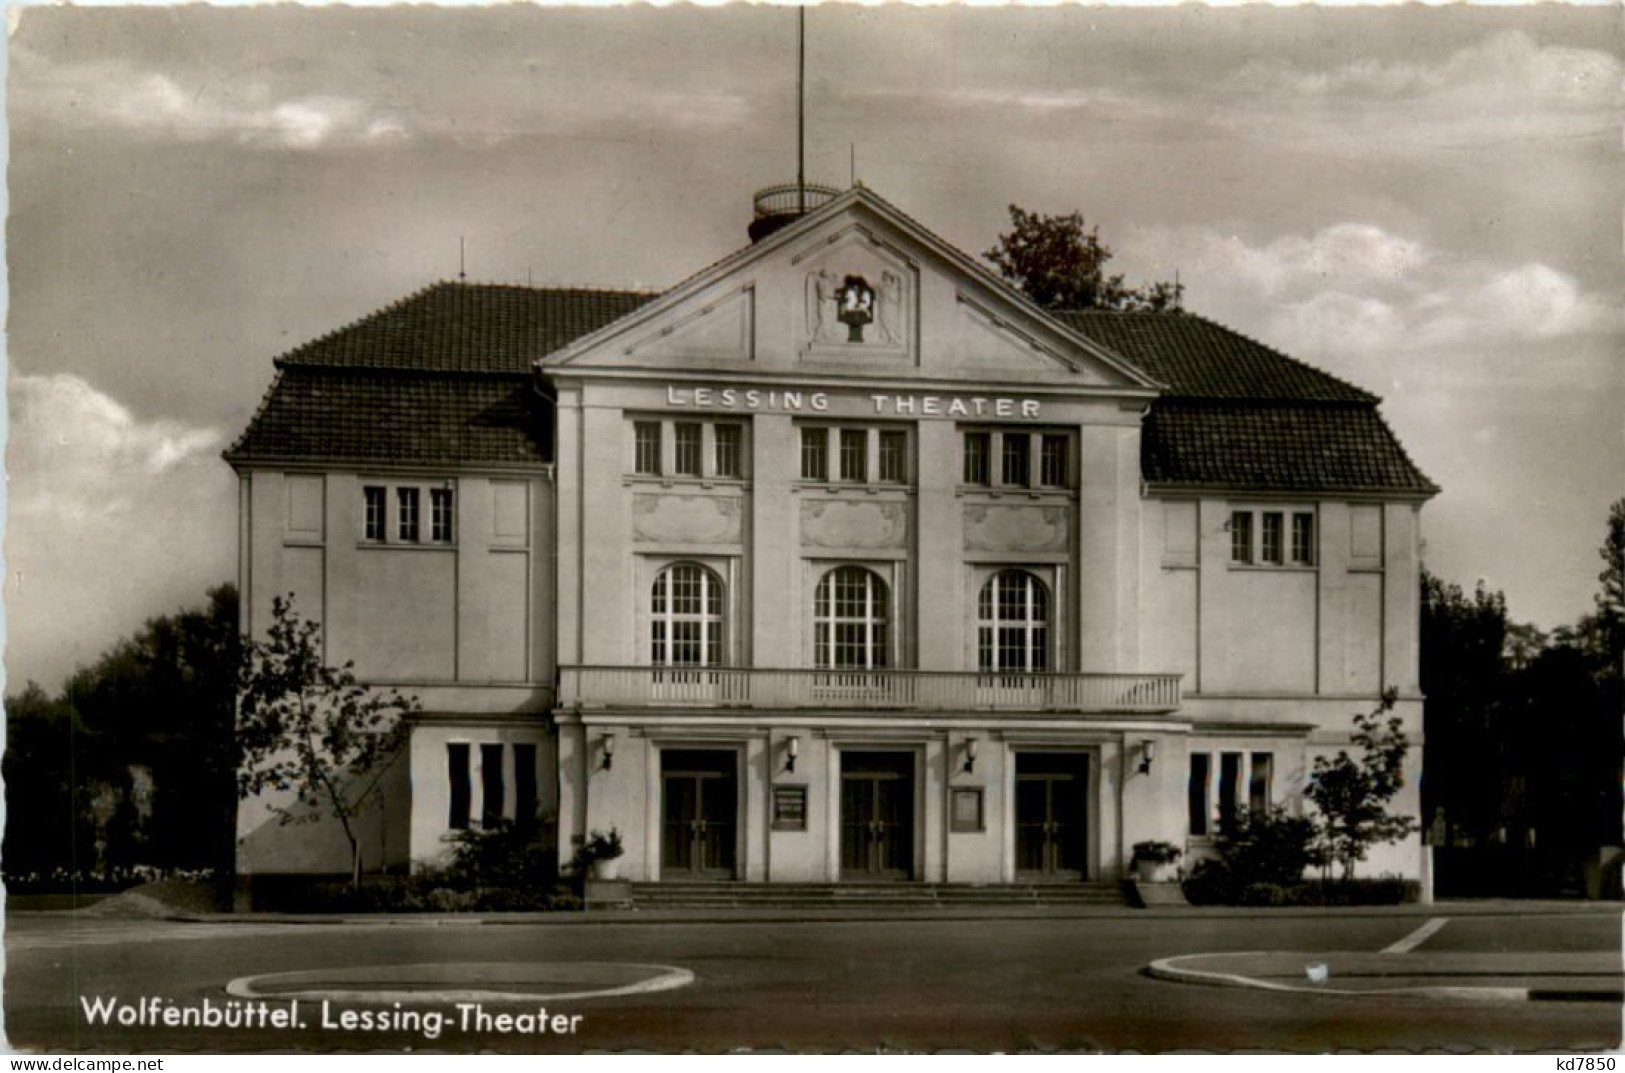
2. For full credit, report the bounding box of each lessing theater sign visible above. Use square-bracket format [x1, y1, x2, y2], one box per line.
[662, 385, 1045, 419]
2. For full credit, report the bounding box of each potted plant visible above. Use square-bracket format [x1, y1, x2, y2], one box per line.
[1131, 840, 1183, 884]
[582, 827, 625, 881]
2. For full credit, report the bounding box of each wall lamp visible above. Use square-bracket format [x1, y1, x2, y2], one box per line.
[1139, 739, 1156, 776]
[784, 736, 800, 774]
[962, 736, 979, 775]
[600, 732, 615, 771]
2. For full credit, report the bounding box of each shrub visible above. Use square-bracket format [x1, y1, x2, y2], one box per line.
[439, 820, 559, 890]
[1217, 806, 1322, 887]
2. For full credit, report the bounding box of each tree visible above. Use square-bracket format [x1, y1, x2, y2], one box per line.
[236, 595, 418, 886]
[3, 585, 241, 885]
[984, 204, 1185, 312]
[1594, 497, 1624, 669]
[1306, 688, 1418, 879]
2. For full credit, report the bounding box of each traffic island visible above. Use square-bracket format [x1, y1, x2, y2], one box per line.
[1147, 950, 1624, 1003]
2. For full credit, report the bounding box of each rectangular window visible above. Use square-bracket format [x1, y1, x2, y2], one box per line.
[878, 430, 907, 483]
[634, 421, 661, 476]
[713, 424, 743, 478]
[363, 486, 386, 542]
[1219, 752, 1242, 834]
[1230, 511, 1253, 564]
[513, 743, 538, 832]
[963, 432, 991, 485]
[397, 488, 420, 542]
[1292, 512, 1316, 565]
[1261, 512, 1284, 565]
[1188, 753, 1211, 838]
[1001, 434, 1030, 487]
[839, 429, 867, 482]
[480, 742, 505, 828]
[1249, 752, 1273, 814]
[800, 427, 827, 481]
[447, 743, 471, 830]
[673, 423, 702, 477]
[430, 488, 454, 543]
[1040, 435, 1068, 487]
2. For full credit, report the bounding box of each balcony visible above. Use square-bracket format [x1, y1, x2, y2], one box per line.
[557, 666, 1182, 714]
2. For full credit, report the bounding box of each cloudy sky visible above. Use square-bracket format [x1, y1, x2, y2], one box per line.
[5, 4, 1620, 689]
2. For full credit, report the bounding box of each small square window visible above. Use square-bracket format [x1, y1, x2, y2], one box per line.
[1229, 511, 1253, 564]
[673, 424, 702, 477]
[634, 422, 661, 476]
[714, 424, 743, 478]
[397, 488, 420, 542]
[839, 429, 867, 482]
[800, 427, 828, 482]
[963, 432, 991, 485]
[363, 486, 386, 542]
[878, 430, 907, 483]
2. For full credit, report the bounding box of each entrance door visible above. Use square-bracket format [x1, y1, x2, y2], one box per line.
[661, 749, 737, 880]
[840, 751, 914, 880]
[1015, 753, 1088, 881]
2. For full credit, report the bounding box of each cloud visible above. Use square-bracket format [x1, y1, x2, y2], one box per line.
[6, 375, 237, 688]
[10, 49, 412, 150]
[1238, 31, 1619, 110]
[1136, 222, 1619, 376]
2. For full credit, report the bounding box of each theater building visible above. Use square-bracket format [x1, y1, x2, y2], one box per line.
[227, 185, 1437, 895]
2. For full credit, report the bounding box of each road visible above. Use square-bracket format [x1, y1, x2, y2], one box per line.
[5, 907, 1620, 1053]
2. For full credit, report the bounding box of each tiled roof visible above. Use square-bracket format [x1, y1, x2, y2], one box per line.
[225, 369, 552, 466]
[230, 280, 1435, 495]
[1055, 311, 1376, 403]
[277, 282, 657, 375]
[1143, 401, 1438, 495]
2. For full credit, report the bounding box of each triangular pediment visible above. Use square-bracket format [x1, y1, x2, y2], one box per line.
[544, 187, 1160, 394]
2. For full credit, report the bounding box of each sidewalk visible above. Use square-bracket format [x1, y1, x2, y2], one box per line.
[17, 896, 1617, 928]
[1148, 950, 1624, 1003]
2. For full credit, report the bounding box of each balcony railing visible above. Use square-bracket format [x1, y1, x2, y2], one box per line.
[557, 666, 1181, 714]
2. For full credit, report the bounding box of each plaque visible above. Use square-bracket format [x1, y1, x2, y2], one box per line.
[772, 785, 807, 831]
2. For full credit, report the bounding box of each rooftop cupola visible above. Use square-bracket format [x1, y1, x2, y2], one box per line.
[748, 182, 840, 243]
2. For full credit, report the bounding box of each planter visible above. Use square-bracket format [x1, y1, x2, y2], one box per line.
[589, 856, 623, 882]
[1135, 861, 1179, 884]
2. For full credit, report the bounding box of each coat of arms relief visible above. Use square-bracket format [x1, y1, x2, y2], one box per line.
[805, 268, 906, 349]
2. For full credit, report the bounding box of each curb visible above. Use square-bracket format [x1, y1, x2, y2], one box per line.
[1146, 953, 1623, 1004]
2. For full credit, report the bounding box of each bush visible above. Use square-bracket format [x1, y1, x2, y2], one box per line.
[1218, 807, 1322, 887]
[439, 820, 559, 889]
[1208, 876, 1421, 907]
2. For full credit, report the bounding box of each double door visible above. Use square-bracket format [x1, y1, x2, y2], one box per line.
[661, 750, 737, 880]
[840, 752, 914, 880]
[1015, 752, 1088, 881]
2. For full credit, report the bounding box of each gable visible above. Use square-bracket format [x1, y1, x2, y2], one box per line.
[545, 188, 1158, 394]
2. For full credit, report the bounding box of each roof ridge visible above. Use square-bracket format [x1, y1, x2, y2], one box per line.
[440, 278, 665, 297]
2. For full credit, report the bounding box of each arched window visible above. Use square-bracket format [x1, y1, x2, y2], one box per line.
[978, 570, 1050, 673]
[814, 566, 890, 669]
[650, 563, 724, 667]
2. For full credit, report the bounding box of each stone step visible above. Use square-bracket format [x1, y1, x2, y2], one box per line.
[630, 881, 1132, 910]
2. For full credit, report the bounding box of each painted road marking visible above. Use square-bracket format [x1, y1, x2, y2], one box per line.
[1147, 952, 1526, 1003]
[226, 962, 696, 1005]
[1382, 916, 1449, 955]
